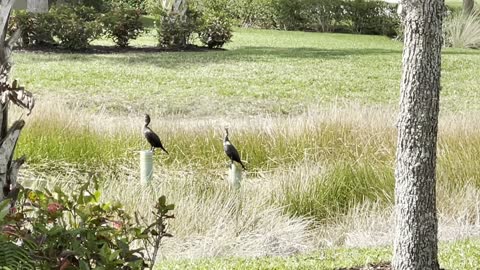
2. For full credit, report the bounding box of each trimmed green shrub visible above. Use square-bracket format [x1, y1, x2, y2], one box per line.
[346, 0, 399, 36]
[230, 0, 277, 28]
[50, 5, 103, 50]
[10, 11, 57, 47]
[102, 6, 145, 47]
[229, 0, 400, 37]
[199, 14, 233, 48]
[157, 12, 198, 48]
[53, 0, 113, 12]
[300, 0, 347, 32]
[273, 0, 307, 30]
[156, 1, 201, 48]
[196, 0, 234, 48]
[118, 0, 148, 12]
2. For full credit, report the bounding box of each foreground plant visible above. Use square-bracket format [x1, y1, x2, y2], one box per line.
[0, 181, 174, 269]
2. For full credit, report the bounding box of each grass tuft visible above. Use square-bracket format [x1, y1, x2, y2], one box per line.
[444, 9, 480, 49]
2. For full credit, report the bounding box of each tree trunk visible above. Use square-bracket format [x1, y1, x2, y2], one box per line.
[393, 1, 445, 270]
[463, 0, 474, 15]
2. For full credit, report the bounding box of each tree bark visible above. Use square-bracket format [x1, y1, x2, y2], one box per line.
[463, 0, 474, 15]
[393, 1, 445, 270]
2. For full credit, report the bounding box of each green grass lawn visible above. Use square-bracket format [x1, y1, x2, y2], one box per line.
[157, 239, 480, 270]
[10, 25, 480, 267]
[12, 28, 480, 117]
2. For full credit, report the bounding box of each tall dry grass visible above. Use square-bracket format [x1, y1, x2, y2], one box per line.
[444, 8, 480, 49]
[12, 100, 480, 259]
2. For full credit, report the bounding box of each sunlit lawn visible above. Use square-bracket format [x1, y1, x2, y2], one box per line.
[157, 239, 480, 270]
[12, 28, 480, 117]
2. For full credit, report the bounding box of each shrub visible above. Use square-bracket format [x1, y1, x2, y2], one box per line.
[117, 0, 148, 13]
[199, 14, 233, 48]
[230, 0, 400, 36]
[0, 182, 175, 269]
[300, 0, 347, 32]
[156, 1, 201, 48]
[273, 0, 344, 32]
[196, 0, 234, 48]
[54, 0, 113, 12]
[346, 0, 399, 36]
[50, 5, 103, 50]
[444, 9, 480, 49]
[273, 0, 307, 30]
[10, 11, 57, 47]
[102, 6, 144, 47]
[230, 0, 277, 28]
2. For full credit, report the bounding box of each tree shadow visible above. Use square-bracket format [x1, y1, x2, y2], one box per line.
[15, 45, 478, 69]
[229, 46, 402, 59]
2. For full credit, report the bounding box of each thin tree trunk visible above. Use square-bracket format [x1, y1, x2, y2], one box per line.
[393, 0, 445, 269]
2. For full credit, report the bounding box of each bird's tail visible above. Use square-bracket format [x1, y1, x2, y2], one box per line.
[240, 161, 246, 170]
[161, 147, 169, 155]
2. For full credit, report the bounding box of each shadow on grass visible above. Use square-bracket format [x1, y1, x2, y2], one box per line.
[14, 45, 479, 68]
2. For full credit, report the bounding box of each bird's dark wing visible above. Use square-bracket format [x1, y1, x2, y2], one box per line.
[224, 143, 246, 170]
[144, 129, 160, 146]
[225, 144, 241, 163]
[144, 128, 168, 153]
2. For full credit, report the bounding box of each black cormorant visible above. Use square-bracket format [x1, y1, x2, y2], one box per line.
[223, 128, 246, 170]
[143, 114, 168, 154]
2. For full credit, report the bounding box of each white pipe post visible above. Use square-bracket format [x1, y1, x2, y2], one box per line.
[140, 150, 153, 184]
[228, 163, 242, 189]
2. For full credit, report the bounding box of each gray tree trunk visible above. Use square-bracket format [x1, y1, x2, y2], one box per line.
[393, 0, 445, 270]
[463, 0, 474, 15]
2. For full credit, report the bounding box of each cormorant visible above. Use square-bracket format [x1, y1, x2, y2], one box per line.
[223, 128, 246, 170]
[143, 114, 168, 154]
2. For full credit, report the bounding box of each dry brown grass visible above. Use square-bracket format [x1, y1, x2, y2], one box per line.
[13, 100, 480, 259]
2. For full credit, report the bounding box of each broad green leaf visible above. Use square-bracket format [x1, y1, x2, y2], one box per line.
[0, 199, 11, 221]
[79, 260, 90, 270]
[158, 195, 166, 206]
[165, 204, 175, 211]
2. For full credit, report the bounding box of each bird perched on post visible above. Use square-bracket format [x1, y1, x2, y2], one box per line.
[143, 114, 168, 154]
[223, 128, 246, 170]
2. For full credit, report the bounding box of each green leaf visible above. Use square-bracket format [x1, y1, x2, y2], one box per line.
[109, 250, 121, 261]
[0, 200, 11, 221]
[165, 204, 175, 211]
[53, 185, 64, 196]
[158, 195, 166, 207]
[79, 260, 90, 270]
[94, 190, 101, 202]
[99, 243, 108, 259]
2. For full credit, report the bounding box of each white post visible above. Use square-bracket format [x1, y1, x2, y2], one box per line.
[140, 150, 153, 184]
[228, 163, 242, 189]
